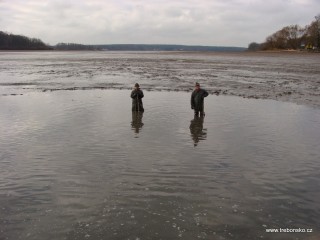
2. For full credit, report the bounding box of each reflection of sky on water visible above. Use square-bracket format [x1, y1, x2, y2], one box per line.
[0, 90, 320, 240]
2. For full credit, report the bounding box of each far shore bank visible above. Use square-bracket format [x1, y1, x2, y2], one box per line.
[1, 49, 319, 55]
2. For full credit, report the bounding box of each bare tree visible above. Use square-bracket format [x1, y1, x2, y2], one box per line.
[248, 42, 261, 51]
[315, 14, 320, 48]
[254, 14, 320, 51]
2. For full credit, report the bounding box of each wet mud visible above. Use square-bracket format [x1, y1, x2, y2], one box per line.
[0, 51, 319, 108]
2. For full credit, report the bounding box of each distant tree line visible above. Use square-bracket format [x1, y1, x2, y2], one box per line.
[248, 14, 320, 51]
[96, 44, 246, 52]
[54, 43, 101, 51]
[0, 31, 102, 51]
[0, 31, 52, 50]
[0, 32, 246, 51]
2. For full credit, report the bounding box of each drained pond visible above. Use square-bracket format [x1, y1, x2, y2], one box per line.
[1, 51, 320, 240]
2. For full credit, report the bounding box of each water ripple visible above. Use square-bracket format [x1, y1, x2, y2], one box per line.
[0, 90, 320, 240]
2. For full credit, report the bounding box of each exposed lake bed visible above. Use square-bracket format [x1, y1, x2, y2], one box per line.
[1, 51, 320, 108]
[1, 51, 320, 240]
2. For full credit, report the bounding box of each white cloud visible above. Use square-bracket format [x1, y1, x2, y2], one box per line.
[0, 0, 319, 47]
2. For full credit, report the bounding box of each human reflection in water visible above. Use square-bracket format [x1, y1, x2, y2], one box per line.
[131, 112, 144, 135]
[189, 116, 207, 147]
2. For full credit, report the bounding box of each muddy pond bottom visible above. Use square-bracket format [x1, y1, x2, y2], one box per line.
[0, 90, 320, 240]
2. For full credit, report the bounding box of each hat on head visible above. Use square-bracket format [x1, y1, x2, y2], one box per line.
[195, 82, 200, 86]
[135, 83, 140, 87]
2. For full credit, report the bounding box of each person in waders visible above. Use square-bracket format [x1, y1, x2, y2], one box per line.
[131, 83, 144, 112]
[191, 82, 208, 117]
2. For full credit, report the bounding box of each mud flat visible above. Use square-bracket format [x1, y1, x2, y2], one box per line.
[0, 51, 319, 108]
[1, 90, 320, 240]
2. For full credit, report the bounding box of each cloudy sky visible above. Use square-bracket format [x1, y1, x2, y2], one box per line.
[0, 0, 318, 47]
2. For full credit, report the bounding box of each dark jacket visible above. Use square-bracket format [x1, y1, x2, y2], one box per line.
[131, 89, 144, 112]
[191, 89, 208, 112]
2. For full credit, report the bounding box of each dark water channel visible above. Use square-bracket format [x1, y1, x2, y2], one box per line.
[0, 90, 319, 240]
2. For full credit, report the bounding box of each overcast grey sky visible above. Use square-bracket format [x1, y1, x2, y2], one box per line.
[0, 0, 319, 47]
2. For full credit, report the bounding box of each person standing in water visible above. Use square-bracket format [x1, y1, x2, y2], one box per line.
[191, 82, 208, 117]
[131, 83, 144, 112]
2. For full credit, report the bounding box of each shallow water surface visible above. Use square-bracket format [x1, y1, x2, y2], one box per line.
[0, 90, 320, 240]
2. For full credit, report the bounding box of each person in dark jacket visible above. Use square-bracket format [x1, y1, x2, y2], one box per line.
[131, 83, 144, 112]
[191, 82, 208, 117]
